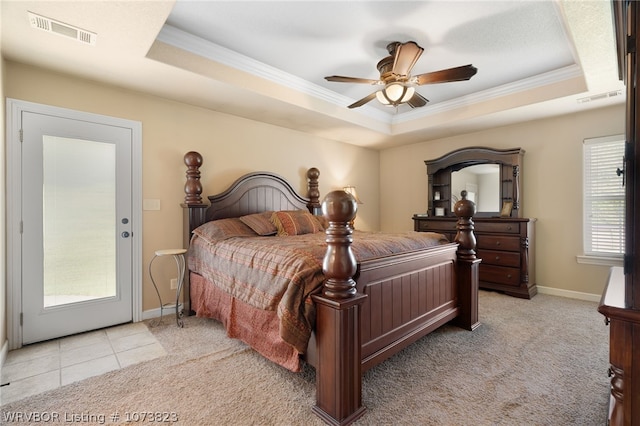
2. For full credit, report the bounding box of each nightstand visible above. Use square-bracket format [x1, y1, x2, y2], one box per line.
[149, 248, 187, 327]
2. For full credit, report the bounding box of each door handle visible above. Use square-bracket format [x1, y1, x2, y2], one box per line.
[121, 231, 130, 238]
[617, 153, 626, 187]
[616, 166, 625, 186]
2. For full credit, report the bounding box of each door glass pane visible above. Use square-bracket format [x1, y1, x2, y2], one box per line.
[43, 136, 116, 307]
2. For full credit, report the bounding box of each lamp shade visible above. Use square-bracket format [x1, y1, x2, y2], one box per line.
[376, 90, 390, 105]
[343, 186, 363, 204]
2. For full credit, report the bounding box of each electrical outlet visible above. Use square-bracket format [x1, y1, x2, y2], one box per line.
[170, 278, 178, 290]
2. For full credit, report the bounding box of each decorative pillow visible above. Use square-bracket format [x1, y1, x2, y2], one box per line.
[239, 212, 277, 236]
[271, 210, 324, 236]
[315, 215, 329, 230]
[192, 218, 257, 244]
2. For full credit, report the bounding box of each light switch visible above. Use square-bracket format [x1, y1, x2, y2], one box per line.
[143, 199, 161, 211]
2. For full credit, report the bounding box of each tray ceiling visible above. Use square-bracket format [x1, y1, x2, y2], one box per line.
[1, 1, 625, 149]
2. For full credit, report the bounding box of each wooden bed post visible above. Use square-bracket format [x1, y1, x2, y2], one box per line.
[312, 190, 367, 426]
[306, 167, 321, 214]
[453, 190, 481, 331]
[182, 151, 208, 314]
[182, 151, 209, 239]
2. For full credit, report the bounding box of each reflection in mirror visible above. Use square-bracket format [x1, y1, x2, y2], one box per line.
[451, 164, 500, 212]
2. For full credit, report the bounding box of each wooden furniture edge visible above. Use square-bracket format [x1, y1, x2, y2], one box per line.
[598, 266, 640, 425]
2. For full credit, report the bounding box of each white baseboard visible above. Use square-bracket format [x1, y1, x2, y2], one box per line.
[537, 285, 601, 303]
[142, 308, 162, 321]
[142, 306, 182, 321]
[1, 339, 8, 369]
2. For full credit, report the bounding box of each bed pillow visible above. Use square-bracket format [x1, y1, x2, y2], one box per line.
[239, 212, 277, 236]
[271, 210, 324, 236]
[192, 218, 257, 244]
[315, 215, 329, 230]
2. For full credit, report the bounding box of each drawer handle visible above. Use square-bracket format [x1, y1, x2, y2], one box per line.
[507, 226, 512, 230]
[507, 274, 512, 279]
[495, 241, 501, 246]
[495, 256, 501, 261]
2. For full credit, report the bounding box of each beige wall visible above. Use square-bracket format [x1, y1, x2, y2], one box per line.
[380, 104, 625, 296]
[4, 61, 380, 315]
[2, 57, 625, 346]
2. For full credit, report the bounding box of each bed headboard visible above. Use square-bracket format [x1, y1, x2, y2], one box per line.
[206, 170, 317, 221]
[182, 151, 321, 240]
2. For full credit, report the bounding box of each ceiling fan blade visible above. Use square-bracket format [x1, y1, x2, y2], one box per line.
[407, 92, 429, 108]
[414, 64, 478, 85]
[392, 41, 424, 77]
[348, 92, 378, 109]
[325, 75, 381, 85]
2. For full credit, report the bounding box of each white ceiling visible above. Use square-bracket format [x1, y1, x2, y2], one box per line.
[1, 0, 625, 149]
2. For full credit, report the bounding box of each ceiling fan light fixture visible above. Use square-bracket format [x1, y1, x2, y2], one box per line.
[377, 83, 414, 106]
[325, 40, 477, 110]
[385, 82, 405, 102]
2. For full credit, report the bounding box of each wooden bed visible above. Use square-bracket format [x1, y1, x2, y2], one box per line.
[181, 151, 480, 425]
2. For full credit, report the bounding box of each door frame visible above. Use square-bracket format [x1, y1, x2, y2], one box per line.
[6, 98, 143, 350]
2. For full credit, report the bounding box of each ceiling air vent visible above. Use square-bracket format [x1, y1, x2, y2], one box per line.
[28, 12, 96, 46]
[577, 90, 623, 104]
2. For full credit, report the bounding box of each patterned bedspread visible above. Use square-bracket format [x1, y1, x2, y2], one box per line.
[187, 221, 449, 354]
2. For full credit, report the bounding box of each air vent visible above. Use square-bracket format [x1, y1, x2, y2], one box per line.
[577, 90, 623, 104]
[28, 12, 96, 46]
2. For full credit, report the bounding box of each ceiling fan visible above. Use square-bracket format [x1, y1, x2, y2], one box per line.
[325, 41, 478, 109]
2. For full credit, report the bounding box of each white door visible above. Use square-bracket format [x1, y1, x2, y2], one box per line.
[21, 111, 134, 344]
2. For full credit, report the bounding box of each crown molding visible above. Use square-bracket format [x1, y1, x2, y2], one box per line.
[393, 64, 584, 124]
[157, 24, 584, 128]
[157, 25, 391, 122]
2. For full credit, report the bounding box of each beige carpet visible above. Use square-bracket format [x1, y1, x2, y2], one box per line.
[0, 291, 609, 425]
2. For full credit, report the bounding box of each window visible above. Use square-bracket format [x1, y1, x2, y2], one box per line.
[582, 135, 625, 262]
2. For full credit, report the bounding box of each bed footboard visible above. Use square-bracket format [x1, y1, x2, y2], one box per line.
[313, 190, 480, 426]
[357, 243, 460, 371]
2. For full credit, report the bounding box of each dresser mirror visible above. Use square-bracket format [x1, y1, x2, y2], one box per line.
[451, 164, 500, 212]
[425, 147, 525, 218]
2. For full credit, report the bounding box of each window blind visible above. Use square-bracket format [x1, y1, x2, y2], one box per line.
[583, 135, 625, 256]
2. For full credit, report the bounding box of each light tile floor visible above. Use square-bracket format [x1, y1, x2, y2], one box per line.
[0, 322, 166, 405]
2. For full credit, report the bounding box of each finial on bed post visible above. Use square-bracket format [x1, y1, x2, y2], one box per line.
[321, 190, 357, 298]
[306, 167, 321, 214]
[184, 151, 204, 205]
[453, 190, 477, 260]
[453, 190, 481, 331]
[311, 190, 367, 425]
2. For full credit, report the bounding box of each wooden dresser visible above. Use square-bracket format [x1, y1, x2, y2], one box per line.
[599, 267, 640, 424]
[413, 216, 536, 299]
[597, 2, 640, 423]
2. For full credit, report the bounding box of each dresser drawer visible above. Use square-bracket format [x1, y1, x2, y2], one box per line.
[474, 221, 521, 234]
[414, 220, 457, 233]
[476, 249, 520, 267]
[480, 264, 521, 286]
[477, 235, 521, 252]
